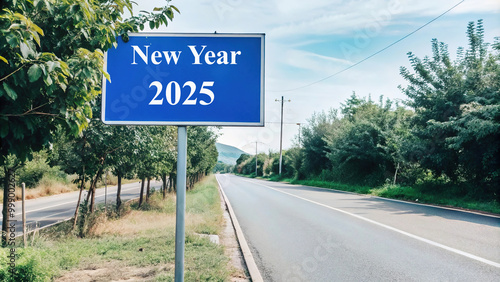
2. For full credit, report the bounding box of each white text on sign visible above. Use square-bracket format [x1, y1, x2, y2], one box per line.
[131, 45, 242, 65]
[148, 81, 215, 106]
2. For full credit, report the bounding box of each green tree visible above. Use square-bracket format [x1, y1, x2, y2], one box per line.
[107, 125, 138, 210]
[300, 110, 338, 178]
[399, 19, 499, 197]
[186, 127, 218, 188]
[325, 95, 409, 185]
[0, 0, 178, 245]
[234, 154, 251, 174]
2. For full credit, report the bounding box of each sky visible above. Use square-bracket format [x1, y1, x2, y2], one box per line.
[134, 0, 499, 154]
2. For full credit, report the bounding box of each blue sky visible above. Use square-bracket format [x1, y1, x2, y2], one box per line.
[134, 0, 499, 154]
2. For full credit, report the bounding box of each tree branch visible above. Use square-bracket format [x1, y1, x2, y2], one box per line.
[0, 64, 26, 82]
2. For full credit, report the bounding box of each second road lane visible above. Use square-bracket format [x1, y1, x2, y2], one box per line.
[216, 174, 500, 281]
[0, 181, 162, 235]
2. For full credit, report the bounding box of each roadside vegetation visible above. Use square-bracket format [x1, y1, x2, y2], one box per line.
[0, 175, 231, 281]
[234, 20, 500, 215]
[1, 0, 222, 252]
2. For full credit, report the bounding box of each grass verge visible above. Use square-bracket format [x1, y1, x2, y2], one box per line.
[0, 175, 230, 281]
[245, 175, 500, 215]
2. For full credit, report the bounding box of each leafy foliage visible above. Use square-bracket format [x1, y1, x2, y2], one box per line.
[399, 19, 499, 197]
[236, 20, 499, 203]
[1, 0, 178, 164]
[1, 0, 179, 242]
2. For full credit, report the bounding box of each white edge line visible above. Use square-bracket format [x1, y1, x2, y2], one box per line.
[284, 180, 500, 219]
[243, 178, 500, 269]
[216, 175, 264, 282]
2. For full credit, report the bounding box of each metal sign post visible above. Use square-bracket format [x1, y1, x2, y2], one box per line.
[174, 126, 187, 282]
[102, 33, 265, 281]
[104, 171, 108, 213]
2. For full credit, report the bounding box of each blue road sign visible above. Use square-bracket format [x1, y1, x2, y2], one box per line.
[102, 33, 265, 126]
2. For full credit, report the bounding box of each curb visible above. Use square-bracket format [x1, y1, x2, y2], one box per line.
[215, 176, 264, 282]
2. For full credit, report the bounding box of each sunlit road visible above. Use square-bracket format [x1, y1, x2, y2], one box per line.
[0, 181, 162, 235]
[216, 174, 500, 281]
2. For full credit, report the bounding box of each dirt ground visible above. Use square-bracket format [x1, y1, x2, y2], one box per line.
[56, 261, 173, 282]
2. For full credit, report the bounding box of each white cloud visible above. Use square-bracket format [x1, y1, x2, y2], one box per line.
[131, 0, 499, 152]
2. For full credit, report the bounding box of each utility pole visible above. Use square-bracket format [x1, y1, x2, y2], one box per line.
[297, 123, 302, 147]
[275, 96, 291, 175]
[255, 141, 258, 176]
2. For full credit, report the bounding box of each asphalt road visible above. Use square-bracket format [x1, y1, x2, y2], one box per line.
[0, 181, 162, 235]
[216, 174, 500, 281]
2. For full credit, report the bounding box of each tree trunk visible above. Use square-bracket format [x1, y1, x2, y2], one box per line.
[146, 177, 151, 202]
[172, 174, 177, 192]
[393, 162, 400, 186]
[116, 171, 122, 211]
[138, 178, 145, 207]
[1, 168, 15, 247]
[168, 175, 173, 193]
[86, 180, 93, 202]
[89, 168, 102, 213]
[72, 175, 85, 230]
[162, 174, 167, 199]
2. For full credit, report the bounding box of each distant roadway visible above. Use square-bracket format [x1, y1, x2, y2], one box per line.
[216, 174, 500, 281]
[0, 181, 162, 235]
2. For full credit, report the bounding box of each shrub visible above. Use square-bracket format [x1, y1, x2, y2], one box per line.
[17, 151, 68, 188]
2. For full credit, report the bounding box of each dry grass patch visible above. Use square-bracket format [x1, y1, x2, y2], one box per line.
[14, 182, 76, 201]
[90, 211, 174, 236]
[90, 209, 211, 237]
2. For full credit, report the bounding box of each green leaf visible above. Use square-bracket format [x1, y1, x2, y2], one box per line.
[149, 21, 154, 30]
[43, 74, 53, 86]
[81, 29, 89, 40]
[103, 71, 111, 83]
[171, 5, 180, 14]
[0, 56, 8, 64]
[20, 42, 33, 58]
[27, 64, 42, 82]
[46, 61, 56, 72]
[6, 34, 18, 47]
[83, 103, 92, 117]
[59, 83, 67, 92]
[30, 30, 41, 46]
[82, 68, 91, 79]
[31, 22, 44, 36]
[2, 82, 17, 100]
[166, 9, 174, 20]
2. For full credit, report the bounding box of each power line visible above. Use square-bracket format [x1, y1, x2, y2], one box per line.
[270, 0, 465, 93]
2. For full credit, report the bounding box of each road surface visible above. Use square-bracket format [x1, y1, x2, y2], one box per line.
[0, 181, 162, 235]
[216, 174, 500, 281]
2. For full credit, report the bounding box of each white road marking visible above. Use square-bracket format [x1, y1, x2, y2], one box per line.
[36, 209, 71, 220]
[242, 178, 500, 268]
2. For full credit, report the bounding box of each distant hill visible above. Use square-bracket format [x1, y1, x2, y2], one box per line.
[216, 143, 248, 165]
